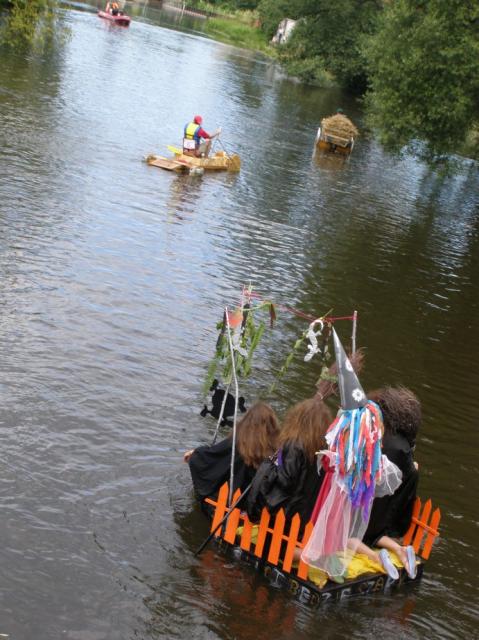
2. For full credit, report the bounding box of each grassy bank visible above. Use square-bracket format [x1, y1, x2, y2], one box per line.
[204, 16, 272, 53]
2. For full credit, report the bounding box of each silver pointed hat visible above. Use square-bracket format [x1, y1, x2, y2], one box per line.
[332, 328, 367, 410]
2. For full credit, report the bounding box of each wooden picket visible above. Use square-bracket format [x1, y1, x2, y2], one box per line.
[204, 483, 441, 577]
[403, 497, 441, 560]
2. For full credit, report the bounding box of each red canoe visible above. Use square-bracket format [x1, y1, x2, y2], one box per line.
[98, 10, 131, 27]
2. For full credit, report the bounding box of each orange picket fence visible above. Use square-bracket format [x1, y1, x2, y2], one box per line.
[403, 497, 442, 560]
[204, 483, 441, 578]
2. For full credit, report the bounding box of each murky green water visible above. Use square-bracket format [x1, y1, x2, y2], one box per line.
[0, 2, 478, 638]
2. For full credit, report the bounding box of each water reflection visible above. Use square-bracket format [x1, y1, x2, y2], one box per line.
[1, 4, 478, 640]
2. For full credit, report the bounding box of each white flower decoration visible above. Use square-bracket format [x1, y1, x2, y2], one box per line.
[352, 388, 364, 402]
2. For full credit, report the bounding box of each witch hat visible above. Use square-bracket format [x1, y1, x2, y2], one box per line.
[332, 328, 366, 410]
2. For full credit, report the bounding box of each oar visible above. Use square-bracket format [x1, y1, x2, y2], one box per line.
[216, 135, 229, 154]
[167, 145, 183, 155]
[194, 482, 252, 557]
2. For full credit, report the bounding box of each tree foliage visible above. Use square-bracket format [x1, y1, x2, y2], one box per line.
[0, 0, 59, 49]
[363, 0, 479, 158]
[256, 0, 479, 158]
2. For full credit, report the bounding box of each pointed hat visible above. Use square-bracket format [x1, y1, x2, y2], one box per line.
[332, 328, 367, 410]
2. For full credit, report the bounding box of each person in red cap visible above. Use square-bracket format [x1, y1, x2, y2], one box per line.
[183, 115, 221, 158]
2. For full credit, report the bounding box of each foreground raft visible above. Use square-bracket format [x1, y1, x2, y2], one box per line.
[146, 149, 241, 174]
[203, 482, 441, 606]
[315, 114, 358, 155]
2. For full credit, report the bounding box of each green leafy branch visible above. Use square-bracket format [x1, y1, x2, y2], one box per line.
[203, 302, 275, 394]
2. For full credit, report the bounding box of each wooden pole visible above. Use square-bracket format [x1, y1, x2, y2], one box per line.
[193, 482, 252, 557]
[225, 307, 240, 507]
[352, 310, 358, 354]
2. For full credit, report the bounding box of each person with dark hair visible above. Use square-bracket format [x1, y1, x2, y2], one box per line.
[361, 386, 421, 577]
[246, 397, 332, 527]
[184, 402, 279, 507]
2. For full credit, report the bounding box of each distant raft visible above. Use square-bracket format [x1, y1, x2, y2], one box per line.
[97, 10, 131, 26]
[315, 114, 358, 155]
[146, 149, 241, 174]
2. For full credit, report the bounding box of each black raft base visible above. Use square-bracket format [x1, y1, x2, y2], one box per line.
[213, 538, 423, 608]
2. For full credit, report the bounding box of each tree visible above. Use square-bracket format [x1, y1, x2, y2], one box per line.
[262, 0, 382, 91]
[0, 0, 59, 49]
[363, 0, 479, 158]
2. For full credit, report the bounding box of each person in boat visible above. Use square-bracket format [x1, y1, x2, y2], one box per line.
[105, 1, 120, 15]
[184, 402, 279, 511]
[359, 386, 421, 577]
[246, 396, 333, 528]
[183, 116, 221, 158]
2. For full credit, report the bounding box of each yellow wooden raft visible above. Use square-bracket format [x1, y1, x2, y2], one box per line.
[146, 150, 241, 173]
[205, 482, 441, 582]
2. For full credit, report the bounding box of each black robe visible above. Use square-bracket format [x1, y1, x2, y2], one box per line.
[363, 432, 419, 546]
[188, 437, 256, 505]
[246, 442, 324, 528]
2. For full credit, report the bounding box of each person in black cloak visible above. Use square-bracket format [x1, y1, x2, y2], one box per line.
[362, 386, 421, 576]
[245, 347, 366, 527]
[246, 396, 333, 528]
[184, 402, 280, 514]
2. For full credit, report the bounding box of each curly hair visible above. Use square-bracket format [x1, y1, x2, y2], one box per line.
[367, 386, 421, 446]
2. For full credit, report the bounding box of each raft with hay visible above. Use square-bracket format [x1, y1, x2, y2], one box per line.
[315, 114, 358, 155]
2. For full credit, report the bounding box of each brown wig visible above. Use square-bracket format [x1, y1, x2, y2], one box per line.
[235, 402, 280, 468]
[368, 386, 421, 447]
[278, 397, 333, 463]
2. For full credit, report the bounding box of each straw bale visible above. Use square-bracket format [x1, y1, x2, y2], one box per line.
[321, 114, 358, 138]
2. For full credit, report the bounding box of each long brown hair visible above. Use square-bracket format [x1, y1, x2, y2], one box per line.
[278, 397, 333, 463]
[235, 402, 280, 468]
[368, 386, 421, 446]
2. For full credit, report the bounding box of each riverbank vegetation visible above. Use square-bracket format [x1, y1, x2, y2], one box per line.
[204, 16, 270, 52]
[2, 0, 478, 161]
[192, 0, 479, 161]
[0, 0, 60, 49]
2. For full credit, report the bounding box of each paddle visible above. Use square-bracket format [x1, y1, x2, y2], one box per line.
[194, 482, 252, 557]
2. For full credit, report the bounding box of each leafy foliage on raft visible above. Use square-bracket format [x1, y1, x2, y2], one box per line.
[268, 316, 334, 394]
[203, 301, 275, 394]
[203, 292, 337, 399]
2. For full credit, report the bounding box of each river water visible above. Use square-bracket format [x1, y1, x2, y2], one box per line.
[0, 2, 478, 639]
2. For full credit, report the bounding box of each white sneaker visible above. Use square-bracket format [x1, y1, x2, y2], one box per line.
[405, 545, 417, 579]
[379, 549, 399, 580]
